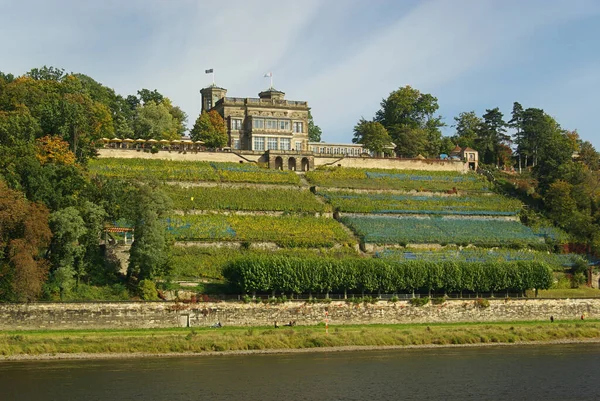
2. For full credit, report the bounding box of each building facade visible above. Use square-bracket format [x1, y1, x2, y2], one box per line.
[200, 85, 310, 152]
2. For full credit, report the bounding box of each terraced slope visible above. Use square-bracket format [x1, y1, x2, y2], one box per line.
[90, 158, 571, 283]
[306, 167, 490, 191]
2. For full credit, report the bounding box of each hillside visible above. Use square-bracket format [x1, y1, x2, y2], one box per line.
[90, 157, 579, 296]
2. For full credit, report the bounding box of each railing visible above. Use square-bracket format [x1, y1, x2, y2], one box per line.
[221, 97, 307, 107]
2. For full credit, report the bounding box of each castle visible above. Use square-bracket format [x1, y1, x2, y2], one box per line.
[199, 84, 478, 172]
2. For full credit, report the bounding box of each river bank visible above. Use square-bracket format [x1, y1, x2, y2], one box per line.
[2, 320, 599, 361]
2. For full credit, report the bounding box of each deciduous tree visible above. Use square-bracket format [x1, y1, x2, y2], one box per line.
[375, 85, 444, 157]
[308, 110, 322, 142]
[352, 119, 393, 155]
[0, 181, 52, 302]
[190, 110, 227, 148]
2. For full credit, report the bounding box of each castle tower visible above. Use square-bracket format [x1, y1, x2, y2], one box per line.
[200, 85, 227, 113]
[258, 89, 285, 101]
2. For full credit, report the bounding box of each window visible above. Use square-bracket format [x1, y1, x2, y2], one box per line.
[295, 141, 302, 151]
[266, 119, 278, 130]
[280, 138, 291, 150]
[231, 118, 242, 130]
[233, 139, 241, 150]
[253, 136, 265, 151]
[253, 118, 264, 129]
[267, 137, 278, 150]
[279, 120, 290, 131]
[293, 122, 303, 133]
[469, 153, 475, 161]
[206, 99, 212, 109]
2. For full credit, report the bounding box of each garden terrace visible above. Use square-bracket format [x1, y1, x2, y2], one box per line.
[340, 215, 554, 249]
[376, 249, 583, 271]
[88, 158, 300, 185]
[306, 167, 490, 192]
[168, 185, 330, 213]
[172, 247, 361, 281]
[318, 190, 521, 216]
[166, 214, 354, 248]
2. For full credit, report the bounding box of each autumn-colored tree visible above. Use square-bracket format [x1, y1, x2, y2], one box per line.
[0, 181, 52, 301]
[35, 135, 76, 165]
[190, 110, 227, 148]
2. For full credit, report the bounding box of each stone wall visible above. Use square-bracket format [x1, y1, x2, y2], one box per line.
[98, 149, 261, 163]
[314, 156, 469, 172]
[1, 299, 598, 330]
[97, 149, 469, 172]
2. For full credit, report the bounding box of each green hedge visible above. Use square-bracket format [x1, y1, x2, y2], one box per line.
[223, 256, 553, 295]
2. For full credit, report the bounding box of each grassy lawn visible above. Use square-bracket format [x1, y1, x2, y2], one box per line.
[530, 287, 600, 298]
[1, 321, 599, 357]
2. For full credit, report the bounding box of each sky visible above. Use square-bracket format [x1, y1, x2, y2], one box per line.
[1, 0, 600, 148]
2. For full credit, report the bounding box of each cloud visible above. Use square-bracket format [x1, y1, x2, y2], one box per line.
[1, 0, 599, 147]
[291, 0, 599, 143]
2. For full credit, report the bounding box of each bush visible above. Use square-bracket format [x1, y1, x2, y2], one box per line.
[475, 298, 490, 308]
[432, 297, 445, 305]
[138, 279, 159, 300]
[409, 297, 430, 307]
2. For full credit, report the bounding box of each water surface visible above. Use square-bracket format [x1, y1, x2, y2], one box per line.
[1, 344, 599, 401]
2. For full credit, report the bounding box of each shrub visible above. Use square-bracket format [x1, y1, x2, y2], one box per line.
[138, 279, 159, 301]
[475, 298, 490, 308]
[409, 297, 430, 307]
[432, 297, 445, 305]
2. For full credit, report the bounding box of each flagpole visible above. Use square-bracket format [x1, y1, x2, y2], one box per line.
[270, 73, 273, 89]
[212, 71, 215, 86]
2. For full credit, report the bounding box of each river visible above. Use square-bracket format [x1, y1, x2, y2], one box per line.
[1, 344, 599, 400]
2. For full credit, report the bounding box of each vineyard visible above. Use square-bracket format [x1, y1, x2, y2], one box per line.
[341, 215, 555, 249]
[318, 190, 521, 215]
[166, 214, 354, 248]
[306, 167, 489, 192]
[91, 156, 579, 285]
[172, 247, 359, 280]
[89, 158, 300, 184]
[377, 249, 583, 271]
[168, 185, 330, 213]
[224, 255, 553, 295]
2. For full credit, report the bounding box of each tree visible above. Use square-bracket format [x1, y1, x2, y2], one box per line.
[475, 107, 510, 166]
[532, 114, 572, 190]
[508, 102, 524, 172]
[352, 119, 393, 155]
[452, 111, 482, 149]
[308, 110, 322, 142]
[137, 89, 164, 105]
[47, 207, 87, 299]
[127, 184, 173, 282]
[375, 85, 444, 157]
[0, 105, 41, 146]
[132, 101, 177, 140]
[26, 66, 66, 81]
[190, 110, 227, 148]
[0, 181, 52, 302]
[578, 141, 599, 170]
[390, 127, 427, 158]
[35, 135, 76, 166]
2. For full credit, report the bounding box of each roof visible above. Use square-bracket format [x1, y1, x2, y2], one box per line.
[104, 227, 133, 233]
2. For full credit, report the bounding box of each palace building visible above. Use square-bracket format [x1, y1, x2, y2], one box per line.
[200, 84, 310, 152]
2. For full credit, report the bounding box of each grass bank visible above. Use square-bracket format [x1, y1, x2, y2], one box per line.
[1, 320, 599, 359]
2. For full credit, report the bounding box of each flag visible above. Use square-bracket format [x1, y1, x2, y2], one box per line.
[205, 69, 213, 74]
[264, 72, 272, 77]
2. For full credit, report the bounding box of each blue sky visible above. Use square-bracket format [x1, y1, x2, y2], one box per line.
[1, 0, 599, 148]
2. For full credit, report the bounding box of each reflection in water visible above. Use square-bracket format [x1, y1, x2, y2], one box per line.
[1, 344, 599, 401]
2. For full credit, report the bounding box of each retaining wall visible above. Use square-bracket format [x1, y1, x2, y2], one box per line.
[0, 299, 598, 330]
